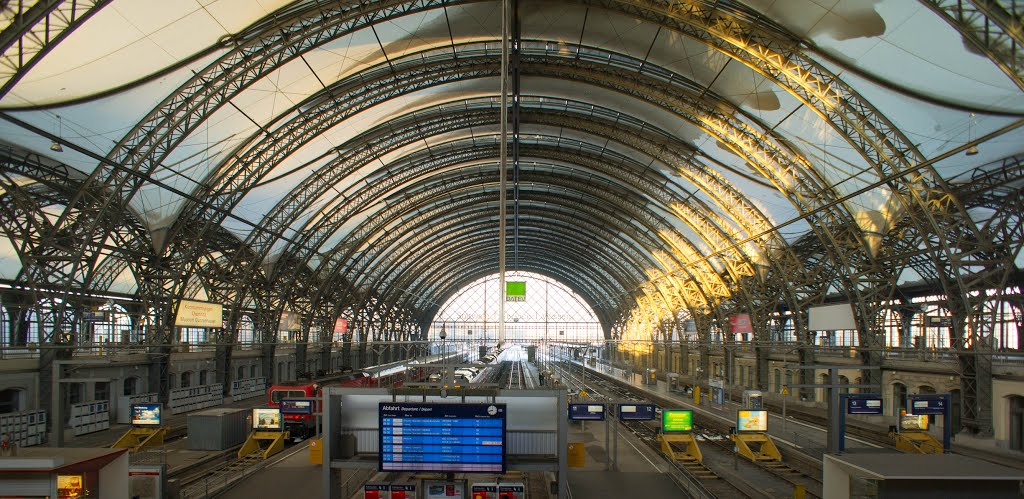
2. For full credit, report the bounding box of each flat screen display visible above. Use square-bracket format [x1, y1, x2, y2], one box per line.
[253, 408, 282, 430]
[900, 414, 929, 431]
[279, 399, 313, 414]
[618, 403, 657, 421]
[131, 403, 161, 426]
[379, 402, 505, 473]
[568, 403, 605, 421]
[662, 409, 693, 432]
[737, 410, 768, 432]
[847, 397, 883, 415]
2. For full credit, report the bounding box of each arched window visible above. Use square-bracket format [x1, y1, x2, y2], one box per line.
[838, 375, 850, 395]
[123, 377, 138, 396]
[181, 371, 192, 388]
[785, 370, 793, 391]
[237, 366, 245, 380]
[277, 362, 284, 383]
[818, 373, 829, 402]
[880, 308, 902, 347]
[250, 365, 257, 378]
[237, 314, 255, 348]
[199, 370, 208, 386]
[92, 303, 131, 345]
[774, 369, 781, 393]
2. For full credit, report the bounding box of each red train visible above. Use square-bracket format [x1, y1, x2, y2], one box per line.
[266, 364, 431, 437]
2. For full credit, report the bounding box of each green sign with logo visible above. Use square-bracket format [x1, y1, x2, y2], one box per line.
[506, 281, 526, 302]
[662, 409, 693, 433]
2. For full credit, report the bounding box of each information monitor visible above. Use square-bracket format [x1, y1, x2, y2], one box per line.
[252, 407, 282, 430]
[661, 409, 693, 432]
[737, 409, 768, 432]
[379, 402, 506, 473]
[130, 403, 161, 426]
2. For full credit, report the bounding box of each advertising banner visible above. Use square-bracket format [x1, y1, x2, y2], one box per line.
[729, 314, 753, 334]
[506, 281, 526, 302]
[131, 403, 162, 426]
[173, 300, 222, 328]
[253, 408, 282, 430]
[737, 410, 768, 432]
[662, 410, 693, 432]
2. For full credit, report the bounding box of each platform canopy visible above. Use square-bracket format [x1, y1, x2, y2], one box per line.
[0, 0, 1022, 336]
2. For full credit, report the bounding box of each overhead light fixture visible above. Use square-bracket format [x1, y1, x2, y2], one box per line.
[965, 113, 978, 156]
[50, 115, 63, 152]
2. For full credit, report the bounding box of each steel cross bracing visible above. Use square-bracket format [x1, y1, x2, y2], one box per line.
[19, 0, 469, 364]
[278, 137, 735, 319]
[264, 105, 761, 325]
[920, 0, 1024, 92]
[370, 229, 630, 326]
[352, 180, 693, 310]
[0, 0, 112, 98]
[278, 151, 650, 321]
[324, 189, 655, 319]
[603, 0, 1009, 426]
[157, 41, 780, 293]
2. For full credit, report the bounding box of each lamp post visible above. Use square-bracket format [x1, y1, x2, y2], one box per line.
[439, 324, 447, 384]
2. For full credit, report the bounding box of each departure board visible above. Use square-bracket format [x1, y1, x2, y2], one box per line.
[379, 402, 506, 473]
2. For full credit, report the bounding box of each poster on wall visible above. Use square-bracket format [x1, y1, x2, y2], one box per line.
[128, 465, 164, 499]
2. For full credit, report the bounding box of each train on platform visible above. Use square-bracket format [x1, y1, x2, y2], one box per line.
[266, 360, 443, 437]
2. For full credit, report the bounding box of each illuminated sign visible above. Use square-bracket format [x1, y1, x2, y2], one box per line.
[568, 404, 605, 421]
[253, 408, 282, 430]
[379, 403, 505, 473]
[505, 281, 526, 302]
[847, 397, 883, 415]
[58, 474, 83, 499]
[131, 403, 161, 426]
[910, 396, 947, 415]
[617, 404, 657, 421]
[662, 409, 693, 433]
[279, 399, 313, 415]
[900, 414, 929, 432]
[737, 410, 768, 432]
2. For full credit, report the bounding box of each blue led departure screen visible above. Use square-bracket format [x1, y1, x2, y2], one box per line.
[379, 402, 506, 473]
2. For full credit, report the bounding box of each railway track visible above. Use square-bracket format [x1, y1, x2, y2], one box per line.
[573, 360, 824, 498]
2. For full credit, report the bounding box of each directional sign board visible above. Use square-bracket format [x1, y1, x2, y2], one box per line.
[617, 403, 657, 421]
[379, 403, 505, 473]
[568, 403, 605, 421]
[846, 396, 883, 415]
[279, 399, 314, 414]
[910, 396, 947, 415]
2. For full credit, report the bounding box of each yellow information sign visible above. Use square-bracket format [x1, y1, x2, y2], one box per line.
[579, 389, 588, 398]
[781, 387, 789, 396]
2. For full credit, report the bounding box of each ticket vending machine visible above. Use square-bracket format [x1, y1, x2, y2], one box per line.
[498, 483, 526, 499]
[471, 483, 497, 499]
[643, 368, 658, 385]
[743, 390, 763, 409]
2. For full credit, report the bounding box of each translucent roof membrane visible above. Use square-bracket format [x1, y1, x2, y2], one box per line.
[0, 0, 1019, 316]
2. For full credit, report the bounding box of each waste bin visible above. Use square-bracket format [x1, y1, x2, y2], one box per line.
[309, 437, 323, 464]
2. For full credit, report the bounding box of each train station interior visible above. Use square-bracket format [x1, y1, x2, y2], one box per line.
[1, 1, 1024, 498]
